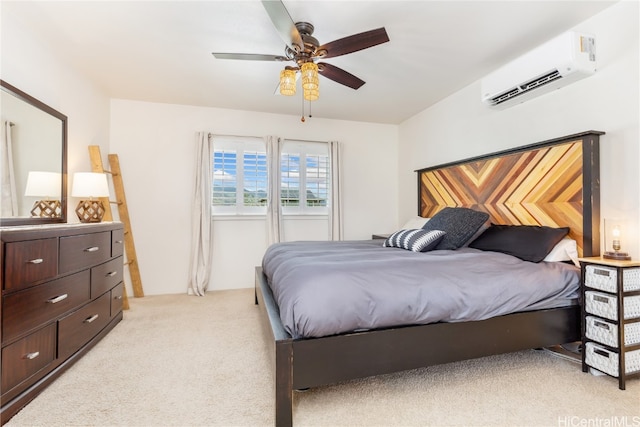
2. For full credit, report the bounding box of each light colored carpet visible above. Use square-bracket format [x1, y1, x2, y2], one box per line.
[7, 289, 639, 427]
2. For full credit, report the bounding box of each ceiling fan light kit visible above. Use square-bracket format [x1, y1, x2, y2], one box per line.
[279, 68, 297, 96]
[211, 0, 390, 118]
[301, 62, 319, 91]
[303, 86, 319, 102]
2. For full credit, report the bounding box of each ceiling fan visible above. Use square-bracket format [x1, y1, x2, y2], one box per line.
[211, 0, 390, 95]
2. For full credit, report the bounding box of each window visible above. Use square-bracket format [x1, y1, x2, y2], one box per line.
[281, 140, 329, 214]
[212, 137, 267, 215]
[212, 137, 329, 216]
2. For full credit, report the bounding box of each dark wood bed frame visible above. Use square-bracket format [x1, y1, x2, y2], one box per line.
[255, 131, 603, 426]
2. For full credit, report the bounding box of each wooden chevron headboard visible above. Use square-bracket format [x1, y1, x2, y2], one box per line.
[417, 131, 603, 257]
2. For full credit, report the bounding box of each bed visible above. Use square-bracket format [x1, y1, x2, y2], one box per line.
[255, 131, 603, 426]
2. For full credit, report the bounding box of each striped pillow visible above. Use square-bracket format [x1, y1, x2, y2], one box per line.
[383, 229, 446, 252]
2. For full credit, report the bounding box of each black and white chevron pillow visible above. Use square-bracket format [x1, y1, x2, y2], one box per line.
[383, 229, 446, 252]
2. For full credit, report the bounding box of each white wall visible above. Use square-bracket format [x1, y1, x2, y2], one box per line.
[398, 1, 640, 259]
[6, 1, 636, 297]
[110, 100, 398, 295]
[1, 6, 111, 216]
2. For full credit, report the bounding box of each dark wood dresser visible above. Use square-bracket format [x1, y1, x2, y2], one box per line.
[1, 222, 124, 423]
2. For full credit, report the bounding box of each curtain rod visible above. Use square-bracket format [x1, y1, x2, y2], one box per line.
[208, 133, 327, 144]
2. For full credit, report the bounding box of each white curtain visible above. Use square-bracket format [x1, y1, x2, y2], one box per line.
[329, 140, 344, 241]
[265, 136, 283, 245]
[188, 132, 214, 296]
[1, 121, 18, 217]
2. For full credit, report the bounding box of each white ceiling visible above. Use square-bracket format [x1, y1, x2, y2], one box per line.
[4, 1, 618, 124]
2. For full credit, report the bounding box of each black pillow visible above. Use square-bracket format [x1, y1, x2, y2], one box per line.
[383, 229, 446, 252]
[468, 224, 570, 262]
[422, 207, 490, 250]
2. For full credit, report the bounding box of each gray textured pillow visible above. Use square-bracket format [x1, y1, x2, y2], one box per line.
[383, 229, 446, 252]
[422, 207, 490, 250]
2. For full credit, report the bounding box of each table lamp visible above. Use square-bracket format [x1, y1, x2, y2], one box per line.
[71, 172, 109, 223]
[24, 171, 62, 218]
[603, 218, 631, 260]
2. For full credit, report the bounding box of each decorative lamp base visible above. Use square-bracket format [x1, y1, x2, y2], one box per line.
[75, 200, 105, 223]
[602, 251, 632, 261]
[31, 200, 62, 218]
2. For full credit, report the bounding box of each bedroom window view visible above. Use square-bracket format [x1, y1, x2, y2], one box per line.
[212, 139, 329, 215]
[281, 152, 329, 212]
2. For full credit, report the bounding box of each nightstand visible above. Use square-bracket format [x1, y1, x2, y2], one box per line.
[578, 257, 640, 389]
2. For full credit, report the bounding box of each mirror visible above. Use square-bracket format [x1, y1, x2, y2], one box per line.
[1, 80, 67, 226]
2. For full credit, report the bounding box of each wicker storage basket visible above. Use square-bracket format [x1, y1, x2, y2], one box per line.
[585, 291, 640, 321]
[585, 265, 640, 293]
[585, 342, 640, 377]
[585, 316, 640, 347]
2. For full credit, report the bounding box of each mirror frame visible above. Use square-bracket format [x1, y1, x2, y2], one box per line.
[0, 80, 68, 226]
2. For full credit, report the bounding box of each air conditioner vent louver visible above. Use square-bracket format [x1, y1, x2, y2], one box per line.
[490, 70, 562, 105]
[481, 31, 596, 109]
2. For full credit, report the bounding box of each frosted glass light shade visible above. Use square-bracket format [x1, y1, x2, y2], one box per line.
[301, 62, 319, 90]
[304, 87, 319, 101]
[279, 69, 296, 96]
[71, 172, 109, 198]
[24, 171, 61, 197]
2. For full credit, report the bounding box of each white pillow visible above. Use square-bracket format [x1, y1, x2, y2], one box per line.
[543, 237, 579, 266]
[401, 216, 430, 230]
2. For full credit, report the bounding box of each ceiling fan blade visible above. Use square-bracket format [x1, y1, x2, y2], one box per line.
[317, 28, 389, 59]
[318, 62, 365, 90]
[212, 52, 288, 61]
[261, 0, 304, 52]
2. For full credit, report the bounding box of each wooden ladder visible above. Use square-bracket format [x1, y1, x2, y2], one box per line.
[88, 145, 144, 309]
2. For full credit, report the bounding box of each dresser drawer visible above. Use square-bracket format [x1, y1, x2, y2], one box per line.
[2, 271, 90, 343]
[3, 238, 58, 291]
[58, 292, 111, 359]
[59, 232, 111, 274]
[112, 228, 124, 257]
[110, 282, 124, 317]
[1, 323, 56, 393]
[91, 256, 123, 298]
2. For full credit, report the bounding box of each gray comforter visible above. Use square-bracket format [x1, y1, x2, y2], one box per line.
[262, 239, 580, 339]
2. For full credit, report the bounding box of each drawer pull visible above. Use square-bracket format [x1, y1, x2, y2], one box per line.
[27, 258, 44, 264]
[46, 294, 68, 304]
[84, 246, 100, 252]
[594, 348, 610, 358]
[106, 271, 118, 277]
[115, 240, 123, 244]
[114, 295, 123, 300]
[593, 295, 610, 303]
[23, 351, 40, 360]
[84, 314, 99, 323]
[594, 320, 610, 330]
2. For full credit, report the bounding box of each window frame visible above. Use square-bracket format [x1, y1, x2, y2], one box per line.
[281, 140, 329, 216]
[211, 137, 330, 217]
[212, 137, 267, 216]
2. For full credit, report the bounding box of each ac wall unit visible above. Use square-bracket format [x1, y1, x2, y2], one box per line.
[481, 31, 596, 109]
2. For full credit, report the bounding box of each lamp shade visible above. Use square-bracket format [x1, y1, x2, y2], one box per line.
[301, 62, 319, 90]
[24, 171, 61, 197]
[279, 68, 297, 96]
[304, 87, 319, 101]
[71, 172, 109, 198]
